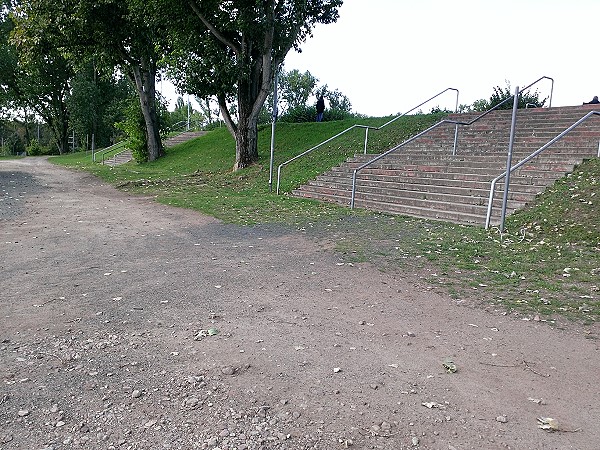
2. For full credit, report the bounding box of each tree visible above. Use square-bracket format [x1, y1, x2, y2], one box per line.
[68, 64, 131, 149]
[12, 0, 168, 161]
[177, 0, 343, 170]
[66, 0, 167, 161]
[315, 84, 351, 112]
[279, 69, 318, 113]
[8, 1, 74, 153]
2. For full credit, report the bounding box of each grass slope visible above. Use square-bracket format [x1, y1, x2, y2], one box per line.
[52, 116, 599, 326]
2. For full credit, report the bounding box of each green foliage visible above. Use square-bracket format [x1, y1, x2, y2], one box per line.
[467, 82, 548, 112]
[315, 84, 352, 112]
[279, 69, 318, 112]
[26, 138, 42, 155]
[166, 0, 343, 169]
[68, 66, 131, 148]
[279, 105, 358, 123]
[5, 1, 73, 153]
[116, 98, 147, 163]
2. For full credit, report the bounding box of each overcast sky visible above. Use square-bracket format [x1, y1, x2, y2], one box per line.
[163, 0, 600, 117]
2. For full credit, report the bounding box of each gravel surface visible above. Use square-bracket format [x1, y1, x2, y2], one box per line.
[1, 157, 599, 450]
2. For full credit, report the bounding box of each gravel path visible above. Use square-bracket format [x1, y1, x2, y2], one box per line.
[1, 157, 599, 450]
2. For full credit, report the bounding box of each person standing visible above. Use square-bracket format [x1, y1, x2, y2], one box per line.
[316, 95, 325, 122]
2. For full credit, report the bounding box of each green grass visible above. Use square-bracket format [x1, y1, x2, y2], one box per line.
[51, 115, 600, 326]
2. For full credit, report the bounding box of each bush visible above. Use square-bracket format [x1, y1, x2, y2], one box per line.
[116, 98, 147, 162]
[26, 139, 43, 156]
[467, 83, 548, 112]
[279, 105, 357, 123]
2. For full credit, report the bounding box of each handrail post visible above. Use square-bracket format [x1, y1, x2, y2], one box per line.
[452, 90, 460, 155]
[485, 178, 498, 230]
[276, 165, 282, 195]
[364, 128, 369, 154]
[500, 86, 520, 232]
[452, 125, 459, 156]
[350, 169, 358, 208]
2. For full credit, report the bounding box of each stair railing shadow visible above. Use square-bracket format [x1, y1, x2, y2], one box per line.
[350, 76, 554, 209]
[276, 87, 460, 194]
[485, 110, 600, 229]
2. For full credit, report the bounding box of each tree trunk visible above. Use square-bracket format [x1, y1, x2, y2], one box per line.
[131, 62, 163, 162]
[218, 57, 270, 171]
[234, 114, 259, 171]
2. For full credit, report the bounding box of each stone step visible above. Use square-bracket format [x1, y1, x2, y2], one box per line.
[290, 104, 600, 225]
[164, 131, 207, 147]
[103, 150, 133, 166]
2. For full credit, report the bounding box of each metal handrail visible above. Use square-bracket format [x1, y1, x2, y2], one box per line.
[350, 76, 554, 208]
[484, 110, 600, 229]
[275, 88, 460, 194]
[92, 141, 126, 162]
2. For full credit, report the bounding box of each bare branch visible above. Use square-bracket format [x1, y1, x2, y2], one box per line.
[187, 0, 240, 57]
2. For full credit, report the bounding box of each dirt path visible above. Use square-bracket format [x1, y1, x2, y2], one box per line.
[1, 157, 599, 450]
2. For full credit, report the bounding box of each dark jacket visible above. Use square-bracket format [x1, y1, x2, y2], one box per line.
[316, 97, 325, 113]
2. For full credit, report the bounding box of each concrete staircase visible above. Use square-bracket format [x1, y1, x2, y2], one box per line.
[292, 105, 600, 226]
[164, 131, 207, 148]
[102, 150, 133, 166]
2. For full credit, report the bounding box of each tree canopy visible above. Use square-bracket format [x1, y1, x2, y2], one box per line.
[171, 0, 343, 170]
[3, 0, 344, 166]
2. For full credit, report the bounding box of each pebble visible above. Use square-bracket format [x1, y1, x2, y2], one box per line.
[333, 367, 342, 373]
[221, 366, 235, 376]
[183, 397, 199, 408]
[132, 390, 142, 399]
[496, 415, 508, 423]
[412, 436, 420, 446]
[17, 410, 30, 417]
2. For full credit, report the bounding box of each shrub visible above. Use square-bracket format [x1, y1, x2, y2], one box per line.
[26, 139, 43, 156]
[116, 98, 147, 162]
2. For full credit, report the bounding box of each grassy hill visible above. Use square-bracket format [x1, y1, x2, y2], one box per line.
[52, 115, 600, 327]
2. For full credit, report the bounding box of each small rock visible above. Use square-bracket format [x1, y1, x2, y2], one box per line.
[381, 421, 391, 431]
[412, 436, 420, 446]
[333, 367, 342, 373]
[56, 420, 66, 427]
[219, 429, 230, 437]
[407, 331, 416, 337]
[17, 410, 30, 417]
[221, 366, 235, 376]
[496, 415, 508, 423]
[183, 397, 199, 408]
[131, 390, 142, 399]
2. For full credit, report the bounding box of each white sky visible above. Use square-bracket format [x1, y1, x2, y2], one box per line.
[162, 0, 600, 117]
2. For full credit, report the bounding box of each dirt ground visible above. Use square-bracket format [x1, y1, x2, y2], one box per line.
[1, 157, 599, 450]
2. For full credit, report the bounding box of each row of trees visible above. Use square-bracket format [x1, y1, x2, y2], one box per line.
[1, 0, 344, 169]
